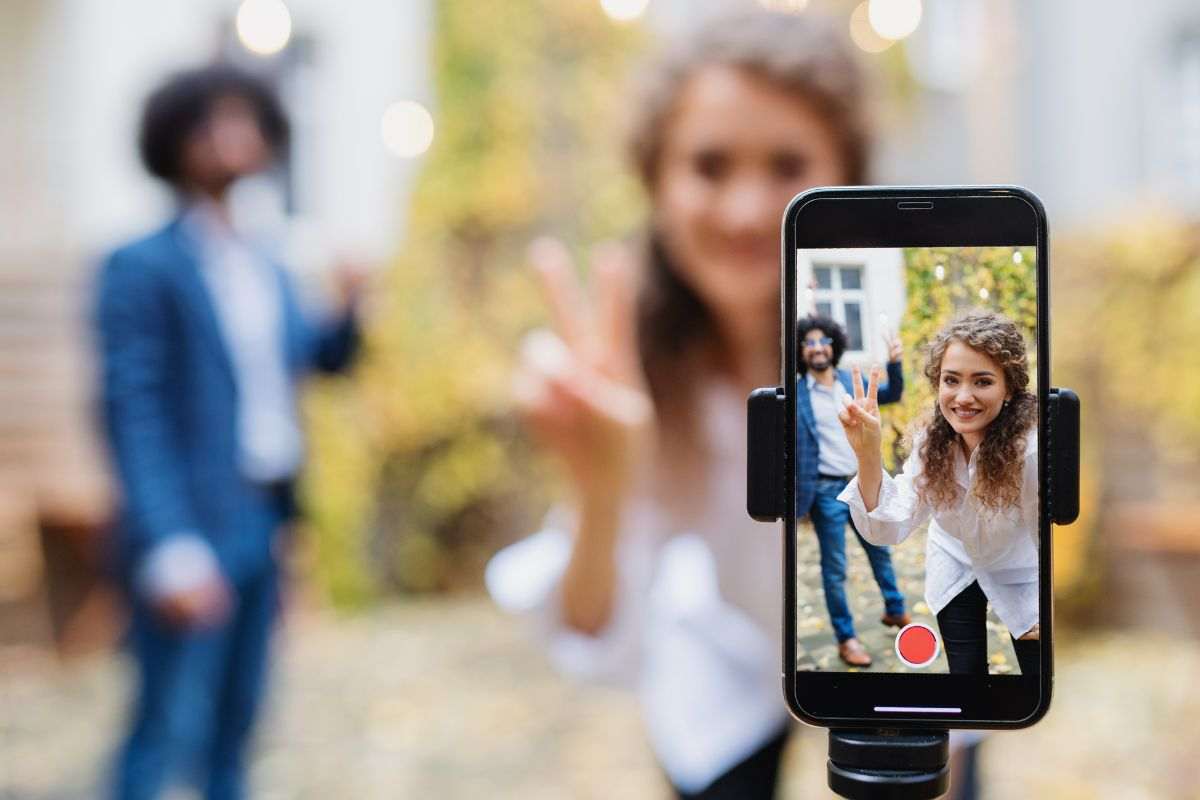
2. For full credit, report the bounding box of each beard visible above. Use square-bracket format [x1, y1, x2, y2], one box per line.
[806, 356, 831, 372]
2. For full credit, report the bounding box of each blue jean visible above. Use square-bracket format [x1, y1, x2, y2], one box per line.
[810, 477, 906, 643]
[112, 563, 279, 800]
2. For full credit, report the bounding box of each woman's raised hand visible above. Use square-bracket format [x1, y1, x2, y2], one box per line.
[512, 237, 654, 503]
[837, 364, 883, 461]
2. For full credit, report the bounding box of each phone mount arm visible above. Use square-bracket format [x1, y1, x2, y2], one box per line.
[747, 386, 1081, 798]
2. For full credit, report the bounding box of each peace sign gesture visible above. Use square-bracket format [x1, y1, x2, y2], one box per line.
[512, 237, 654, 503]
[837, 364, 883, 461]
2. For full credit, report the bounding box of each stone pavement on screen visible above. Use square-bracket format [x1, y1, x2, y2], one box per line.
[794, 520, 1021, 673]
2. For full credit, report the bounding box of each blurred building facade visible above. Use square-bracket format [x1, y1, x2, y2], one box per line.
[796, 248, 905, 365]
[890, 0, 1200, 223]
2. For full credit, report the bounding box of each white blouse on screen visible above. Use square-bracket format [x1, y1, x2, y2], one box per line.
[485, 381, 788, 794]
[837, 429, 1040, 639]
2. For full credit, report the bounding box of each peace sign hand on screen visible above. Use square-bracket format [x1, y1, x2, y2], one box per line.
[837, 364, 883, 461]
[512, 237, 654, 504]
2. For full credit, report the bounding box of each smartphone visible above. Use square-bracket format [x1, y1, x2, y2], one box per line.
[782, 186, 1051, 728]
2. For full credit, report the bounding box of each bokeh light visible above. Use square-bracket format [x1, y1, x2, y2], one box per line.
[380, 100, 435, 158]
[867, 0, 922, 41]
[599, 0, 649, 23]
[235, 0, 292, 56]
[850, 2, 894, 54]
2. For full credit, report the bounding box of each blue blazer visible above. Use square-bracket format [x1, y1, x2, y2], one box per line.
[795, 361, 904, 516]
[94, 218, 359, 588]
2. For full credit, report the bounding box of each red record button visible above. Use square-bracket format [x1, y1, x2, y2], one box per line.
[895, 623, 939, 668]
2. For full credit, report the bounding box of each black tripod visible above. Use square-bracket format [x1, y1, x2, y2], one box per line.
[826, 729, 949, 799]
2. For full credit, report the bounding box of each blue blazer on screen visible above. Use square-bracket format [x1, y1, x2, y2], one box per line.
[94, 218, 359, 588]
[795, 361, 904, 517]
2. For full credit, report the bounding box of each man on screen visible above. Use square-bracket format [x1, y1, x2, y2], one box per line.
[795, 315, 908, 667]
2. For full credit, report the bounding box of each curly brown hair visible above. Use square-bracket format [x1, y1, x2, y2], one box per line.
[914, 310, 1036, 512]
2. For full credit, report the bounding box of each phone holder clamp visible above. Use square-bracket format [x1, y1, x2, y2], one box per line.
[747, 386, 1080, 525]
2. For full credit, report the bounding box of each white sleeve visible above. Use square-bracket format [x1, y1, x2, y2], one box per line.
[484, 506, 657, 687]
[136, 533, 221, 600]
[837, 449, 932, 546]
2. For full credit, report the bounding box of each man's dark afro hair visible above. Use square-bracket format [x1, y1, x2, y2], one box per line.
[138, 63, 289, 186]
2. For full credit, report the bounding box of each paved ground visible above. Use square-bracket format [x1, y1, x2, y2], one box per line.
[795, 521, 1019, 673]
[1, 597, 1197, 799]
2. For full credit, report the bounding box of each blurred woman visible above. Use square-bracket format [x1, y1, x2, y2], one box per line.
[486, 10, 867, 798]
[836, 310, 1040, 676]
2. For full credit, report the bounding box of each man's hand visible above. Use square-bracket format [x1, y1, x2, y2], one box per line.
[332, 258, 371, 315]
[153, 576, 231, 630]
[882, 330, 903, 363]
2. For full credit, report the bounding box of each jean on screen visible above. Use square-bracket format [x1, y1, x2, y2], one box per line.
[810, 477, 906, 643]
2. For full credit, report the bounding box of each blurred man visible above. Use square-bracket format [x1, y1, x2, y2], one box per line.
[95, 64, 362, 800]
[795, 315, 908, 667]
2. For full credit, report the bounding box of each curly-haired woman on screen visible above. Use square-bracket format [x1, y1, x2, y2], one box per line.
[837, 309, 1041, 676]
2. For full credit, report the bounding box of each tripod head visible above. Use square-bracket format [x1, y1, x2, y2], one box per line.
[827, 729, 949, 800]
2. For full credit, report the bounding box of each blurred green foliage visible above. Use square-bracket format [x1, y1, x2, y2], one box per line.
[301, 1, 646, 605]
[883, 246, 1037, 471]
[1053, 218, 1200, 458]
[1050, 216, 1200, 603]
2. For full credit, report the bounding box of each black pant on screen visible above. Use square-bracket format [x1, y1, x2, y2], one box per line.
[936, 580, 1039, 676]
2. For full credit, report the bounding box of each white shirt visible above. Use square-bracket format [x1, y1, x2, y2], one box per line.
[183, 202, 303, 483]
[485, 382, 788, 793]
[837, 430, 1040, 638]
[805, 373, 858, 476]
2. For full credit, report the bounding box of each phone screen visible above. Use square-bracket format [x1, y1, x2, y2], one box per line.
[794, 245, 1038, 675]
[784, 189, 1049, 725]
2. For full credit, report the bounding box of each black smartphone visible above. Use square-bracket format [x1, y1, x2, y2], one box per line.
[781, 186, 1051, 728]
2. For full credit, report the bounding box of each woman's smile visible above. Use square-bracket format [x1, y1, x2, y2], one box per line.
[950, 405, 982, 421]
